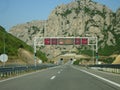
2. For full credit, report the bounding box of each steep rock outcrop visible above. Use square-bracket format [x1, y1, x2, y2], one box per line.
[9, 0, 120, 58]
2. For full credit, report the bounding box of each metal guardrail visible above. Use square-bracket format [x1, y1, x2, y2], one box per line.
[0, 64, 57, 78]
[88, 64, 120, 74]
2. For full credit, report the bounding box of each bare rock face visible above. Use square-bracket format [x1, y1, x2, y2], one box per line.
[9, 0, 120, 58]
[9, 20, 46, 45]
[114, 8, 120, 34]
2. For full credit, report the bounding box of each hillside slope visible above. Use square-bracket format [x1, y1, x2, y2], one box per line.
[0, 26, 33, 56]
[0, 26, 47, 65]
[112, 55, 120, 64]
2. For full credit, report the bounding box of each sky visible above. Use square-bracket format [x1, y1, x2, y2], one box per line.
[0, 0, 120, 31]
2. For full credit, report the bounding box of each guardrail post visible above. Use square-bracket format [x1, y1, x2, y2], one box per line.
[89, 64, 120, 74]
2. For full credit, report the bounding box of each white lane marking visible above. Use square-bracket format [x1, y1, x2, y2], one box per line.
[58, 71, 61, 74]
[73, 66, 120, 88]
[50, 76, 56, 80]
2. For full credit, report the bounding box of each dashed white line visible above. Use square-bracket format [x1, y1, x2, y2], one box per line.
[50, 76, 56, 80]
[58, 71, 61, 74]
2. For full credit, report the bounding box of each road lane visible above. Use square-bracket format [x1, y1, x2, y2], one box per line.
[0, 66, 62, 90]
[73, 65, 120, 84]
[45, 65, 119, 90]
[0, 65, 119, 90]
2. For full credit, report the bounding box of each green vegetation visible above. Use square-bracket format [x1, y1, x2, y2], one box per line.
[84, 7, 106, 18]
[36, 51, 48, 62]
[100, 57, 115, 64]
[81, 50, 93, 56]
[0, 26, 31, 55]
[55, 10, 69, 17]
[98, 45, 117, 56]
[111, 30, 120, 54]
[77, 45, 117, 56]
[60, 9, 72, 17]
[77, 48, 93, 56]
[74, 8, 81, 15]
[73, 60, 80, 65]
[0, 26, 48, 62]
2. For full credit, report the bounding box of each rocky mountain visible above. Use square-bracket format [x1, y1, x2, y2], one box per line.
[9, 0, 120, 60]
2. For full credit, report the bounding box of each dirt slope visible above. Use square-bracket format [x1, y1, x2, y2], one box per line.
[112, 55, 120, 64]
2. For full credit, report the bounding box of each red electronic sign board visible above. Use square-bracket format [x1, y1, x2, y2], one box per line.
[64, 38, 74, 45]
[82, 38, 88, 45]
[44, 37, 88, 45]
[44, 38, 50, 45]
[51, 38, 57, 45]
[75, 38, 81, 45]
[58, 38, 74, 45]
[58, 38, 64, 45]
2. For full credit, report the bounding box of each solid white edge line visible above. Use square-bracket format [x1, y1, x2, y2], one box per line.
[72, 66, 120, 88]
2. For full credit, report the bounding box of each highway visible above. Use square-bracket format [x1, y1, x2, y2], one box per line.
[0, 64, 120, 90]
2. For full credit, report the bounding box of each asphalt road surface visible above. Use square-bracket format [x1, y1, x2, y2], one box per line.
[0, 64, 120, 90]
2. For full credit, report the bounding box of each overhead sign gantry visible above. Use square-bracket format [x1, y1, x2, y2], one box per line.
[44, 37, 88, 45]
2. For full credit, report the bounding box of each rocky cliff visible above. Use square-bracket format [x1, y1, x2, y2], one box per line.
[9, 0, 120, 59]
